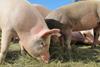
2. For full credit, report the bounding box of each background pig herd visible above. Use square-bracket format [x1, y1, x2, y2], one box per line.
[0, 0, 99, 64]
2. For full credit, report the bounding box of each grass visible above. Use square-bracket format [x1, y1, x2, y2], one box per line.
[0, 42, 100, 67]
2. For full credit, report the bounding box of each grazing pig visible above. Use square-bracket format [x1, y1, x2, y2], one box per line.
[0, 0, 60, 63]
[32, 4, 99, 47]
[72, 30, 94, 44]
[80, 29, 100, 44]
[80, 29, 94, 44]
[45, 0, 100, 51]
[30, 4, 88, 45]
[13, 4, 51, 55]
[32, 4, 99, 49]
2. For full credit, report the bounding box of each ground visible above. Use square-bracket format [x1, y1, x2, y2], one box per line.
[0, 42, 100, 67]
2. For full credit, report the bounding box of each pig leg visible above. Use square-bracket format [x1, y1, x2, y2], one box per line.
[63, 29, 72, 60]
[19, 41, 26, 55]
[59, 33, 67, 51]
[59, 36, 65, 48]
[0, 29, 12, 63]
[92, 26, 100, 48]
[20, 44, 26, 55]
[64, 30, 72, 51]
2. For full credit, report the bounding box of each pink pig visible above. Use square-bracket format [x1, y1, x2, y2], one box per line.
[0, 0, 60, 63]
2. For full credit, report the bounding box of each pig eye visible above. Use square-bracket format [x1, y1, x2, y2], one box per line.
[40, 41, 47, 48]
[41, 42, 44, 45]
[40, 42, 44, 47]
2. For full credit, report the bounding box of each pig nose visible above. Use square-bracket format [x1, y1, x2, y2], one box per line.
[43, 59, 49, 64]
[40, 52, 50, 63]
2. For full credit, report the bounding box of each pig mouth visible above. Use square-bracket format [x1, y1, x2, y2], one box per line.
[25, 51, 50, 63]
[22, 44, 50, 63]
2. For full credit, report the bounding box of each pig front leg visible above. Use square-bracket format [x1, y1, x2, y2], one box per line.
[92, 25, 100, 48]
[63, 29, 72, 51]
[19, 41, 26, 56]
[19, 40, 27, 56]
[63, 29, 72, 60]
[59, 33, 66, 51]
[0, 29, 12, 63]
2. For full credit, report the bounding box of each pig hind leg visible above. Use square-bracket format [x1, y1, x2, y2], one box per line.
[92, 4, 100, 48]
[92, 24, 100, 48]
[0, 29, 13, 63]
[92, 8, 100, 48]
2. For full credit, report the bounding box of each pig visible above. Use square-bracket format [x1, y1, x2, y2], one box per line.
[32, 4, 94, 45]
[31, 4, 99, 53]
[80, 29, 94, 44]
[32, 4, 98, 46]
[45, 0, 100, 51]
[80, 29, 100, 44]
[32, 4, 99, 47]
[0, 0, 60, 63]
[20, 3, 52, 59]
[72, 29, 94, 44]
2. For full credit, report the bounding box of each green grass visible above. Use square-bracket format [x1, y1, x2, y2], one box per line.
[0, 42, 100, 67]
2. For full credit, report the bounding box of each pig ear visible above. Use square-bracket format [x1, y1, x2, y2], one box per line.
[41, 29, 61, 38]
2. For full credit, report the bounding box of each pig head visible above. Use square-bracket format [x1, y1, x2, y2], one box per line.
[71, 30, 94, 44]
[0, 0, 60, 63]
[80, 29, 100, 44]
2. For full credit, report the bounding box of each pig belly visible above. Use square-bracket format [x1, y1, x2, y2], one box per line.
[73, 13, 98, 31]
[73, 21, 97, 31]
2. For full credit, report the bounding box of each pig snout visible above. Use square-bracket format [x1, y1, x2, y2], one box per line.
[36, 52, 50, 63]
[40, 52, 50, 63]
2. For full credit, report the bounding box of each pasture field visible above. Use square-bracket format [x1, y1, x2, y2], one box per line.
[0, 42, 100, 67]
